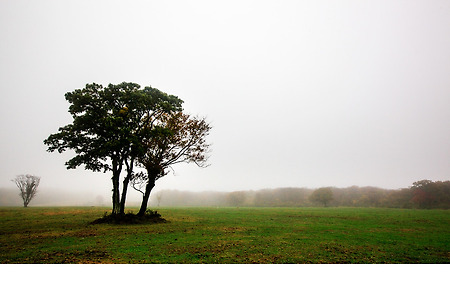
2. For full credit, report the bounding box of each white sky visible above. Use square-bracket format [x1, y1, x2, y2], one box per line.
[1, 0, 449, 200]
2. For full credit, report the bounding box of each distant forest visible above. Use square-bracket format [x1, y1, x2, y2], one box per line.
[1, 180, 449, 209]
[151, 180, 450, 209]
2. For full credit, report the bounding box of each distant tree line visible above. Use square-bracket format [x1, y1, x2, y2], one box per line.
[151, 180, 450, 209]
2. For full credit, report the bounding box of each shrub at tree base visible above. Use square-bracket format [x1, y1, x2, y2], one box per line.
[91, 209, 167, 225]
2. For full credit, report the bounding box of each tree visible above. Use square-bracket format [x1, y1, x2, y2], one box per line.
[132, 111, 211, 216]
[12, 174, 40, 207]
[309, 187, 334, 207]
[44, 82, 182, 214]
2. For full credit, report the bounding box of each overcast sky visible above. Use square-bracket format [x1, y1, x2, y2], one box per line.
[1, 0, 449, 200]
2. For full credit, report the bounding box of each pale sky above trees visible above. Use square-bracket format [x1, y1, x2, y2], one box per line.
[1, 0, 449, 202]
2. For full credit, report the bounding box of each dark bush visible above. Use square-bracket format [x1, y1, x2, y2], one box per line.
[91, 209, 167, 225]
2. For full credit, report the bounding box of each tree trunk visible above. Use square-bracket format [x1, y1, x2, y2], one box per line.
[119, 158, 134, 214]
[137, 175, 156, 216]
[111, 160, 122, 215]
[119, 176, 129, 215]
[112, 175, 120, 214]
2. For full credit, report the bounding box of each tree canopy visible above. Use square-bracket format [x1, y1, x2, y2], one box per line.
[132, 111, 211, 215]
[44, 82, 210, 215]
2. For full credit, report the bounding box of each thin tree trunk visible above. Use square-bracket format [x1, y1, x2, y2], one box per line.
[137, 175, 156, 216]
[119, 177, 129, 214]
[119, 160, 134, 214]
[111, 160, 122, 215]
[112, 174, 120, 214]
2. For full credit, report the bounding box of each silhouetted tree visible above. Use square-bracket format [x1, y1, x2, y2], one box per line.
[309, 187, 334, 207]
[44, 82, 182, 214]
[12, 174, 40, 207]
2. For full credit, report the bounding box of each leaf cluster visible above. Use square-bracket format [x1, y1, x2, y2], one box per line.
[138, 112, 211, 179]
[44, 82, 184, 173]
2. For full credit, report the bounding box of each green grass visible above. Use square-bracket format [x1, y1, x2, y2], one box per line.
[0, 206, 449, 263]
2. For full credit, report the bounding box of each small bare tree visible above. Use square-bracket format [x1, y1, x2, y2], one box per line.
[12, 174, 40, 207]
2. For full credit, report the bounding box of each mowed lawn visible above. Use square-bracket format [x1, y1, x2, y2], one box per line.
[0, 206, 449, 263]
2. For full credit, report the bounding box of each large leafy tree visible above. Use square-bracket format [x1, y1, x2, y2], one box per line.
[44, 82, 182, 214]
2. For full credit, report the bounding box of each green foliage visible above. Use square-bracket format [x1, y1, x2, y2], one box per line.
[44, 82, 183, 172]
[43, 82, 186, 214]
[0, 207, 448, 263]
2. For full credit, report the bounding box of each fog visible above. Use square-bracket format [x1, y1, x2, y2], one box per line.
[1, 1, 449, 205]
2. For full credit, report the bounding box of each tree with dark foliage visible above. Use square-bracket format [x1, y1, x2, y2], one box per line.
[44, 82, 184, 215]
[12, 174, 40, 207]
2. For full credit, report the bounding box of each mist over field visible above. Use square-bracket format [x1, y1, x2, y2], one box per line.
[1, 0, 449, 197]
[2, 180, 449, 209]
[1, 3, 449, 297]
[0, 187, 110, 207]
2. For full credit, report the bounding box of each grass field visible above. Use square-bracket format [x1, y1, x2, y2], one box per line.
[0, 206, 449, 263]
